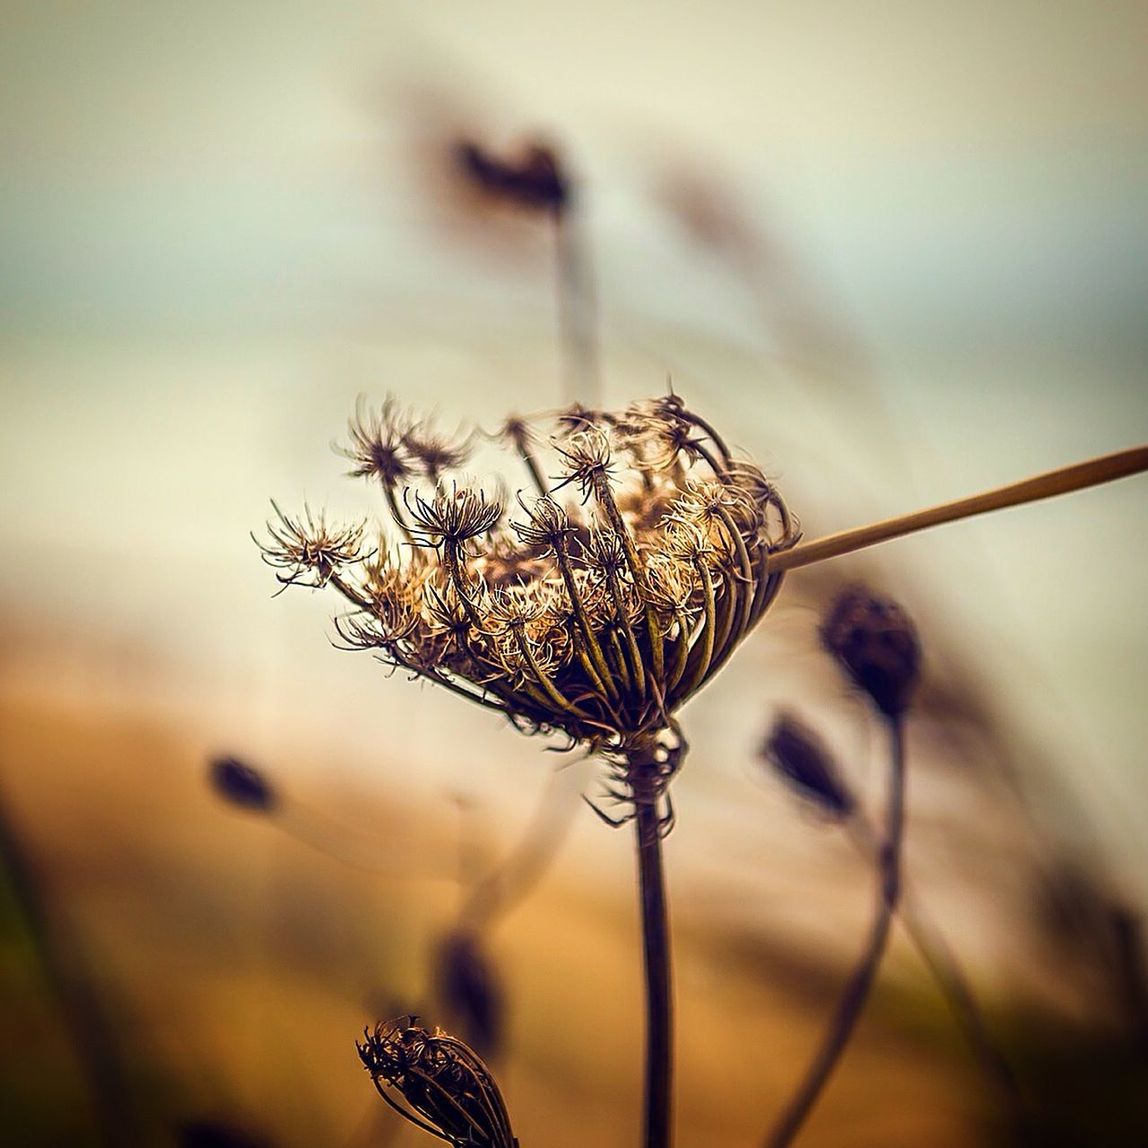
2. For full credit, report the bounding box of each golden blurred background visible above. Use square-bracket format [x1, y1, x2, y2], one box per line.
[2, 3, 1147, 1145]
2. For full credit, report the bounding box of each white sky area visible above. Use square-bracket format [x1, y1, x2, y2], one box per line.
[1, 2, 1146, 920]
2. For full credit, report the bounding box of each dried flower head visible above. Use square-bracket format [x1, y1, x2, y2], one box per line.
[339, 396, 417, 488]
[255, 502, 369, 593]
[760, 710, 855, 821]
[403, 419, 475, 484]
[820, 585, 921, 719]
[455, 137, 570, 214]
[259, 394, 799, 796]
[357, 1016, 517, 1147]
[405, 483, 504, 548]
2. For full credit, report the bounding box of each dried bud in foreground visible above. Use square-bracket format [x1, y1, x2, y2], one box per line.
[357, 1017, 517, 1147]
[761, 710, 855, 821]
[820, 586, 921, 719]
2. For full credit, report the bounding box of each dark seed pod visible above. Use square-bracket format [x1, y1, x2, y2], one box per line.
[209, 756, 277, 814]
[455, 138, 570, 214]
[761, 710, 855, 821]
[820, 586, 921, 719]
[434, 929, 504, 1059]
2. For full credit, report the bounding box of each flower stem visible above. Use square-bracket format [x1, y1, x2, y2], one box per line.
[0, 789, 137, 1146]
[844, 817, 1024, 1120]
[765, 715, 906, 1148]
[632, 753, 674, 1148]
[769, 445, 1148, 573]
[553, 206, 599, 407]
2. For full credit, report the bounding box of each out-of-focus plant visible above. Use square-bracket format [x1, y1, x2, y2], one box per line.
[763, 587, 918, 1147]
[761, 693, 1024, 1131]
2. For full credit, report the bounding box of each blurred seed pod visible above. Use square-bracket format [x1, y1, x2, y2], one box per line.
[820, 585, 921, 718]
[760, 709, 855, 821]
[208, 756, 278, 815]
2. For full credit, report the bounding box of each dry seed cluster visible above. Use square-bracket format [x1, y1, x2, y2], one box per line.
[259, 395, 799, 758]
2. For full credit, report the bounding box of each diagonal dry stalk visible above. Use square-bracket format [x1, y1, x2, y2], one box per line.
[770, 445, 1148, 572]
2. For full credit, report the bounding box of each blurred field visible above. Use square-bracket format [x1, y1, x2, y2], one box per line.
[0, 637, 976, 1146]
[4, 613, 1147, 1146]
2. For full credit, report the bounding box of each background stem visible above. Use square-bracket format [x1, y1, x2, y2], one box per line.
[844, 817, 1024, 1119]
[553, 206, 599, 407]
[765, 716, 906, 1148]
[0, 789, 136, 1146]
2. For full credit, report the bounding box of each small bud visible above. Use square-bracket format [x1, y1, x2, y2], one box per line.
[820, 586, 921, 718]
[455, 138, 570, 214]
[760, 710, 855, 821]
[434, 929, 504, 1058]
[209, 756, 277, 814]
[358, 1016, 516, 1148]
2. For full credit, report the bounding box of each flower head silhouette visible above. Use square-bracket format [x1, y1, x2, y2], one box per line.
[260, 394, 799, 767]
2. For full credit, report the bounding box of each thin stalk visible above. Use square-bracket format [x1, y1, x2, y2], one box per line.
[631, 751, 674, 1148]
[765, 716, 906, 1148]
[519, 446, 550, 499]
[843, 817, 1024, 1119]
[459, 769, 578, 932]
[0, 791, 137, 1146]
[844, 817, 1024, 1120]
[553, 206, 599, 406]
[769, 445, 1148, 573]
[382, 482, 417, 547]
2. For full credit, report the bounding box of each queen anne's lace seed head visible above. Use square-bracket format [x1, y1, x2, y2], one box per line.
[339, 396, 416, 487]
[551, 425, 613, 500]
[405, 483, 504, 547]
[256, 502, 369, 592]
[403, 422, 473, 483]
[357, 1016, 516, 1148]
[258, 393, 800, 756]
[511, 494, 573, 550]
